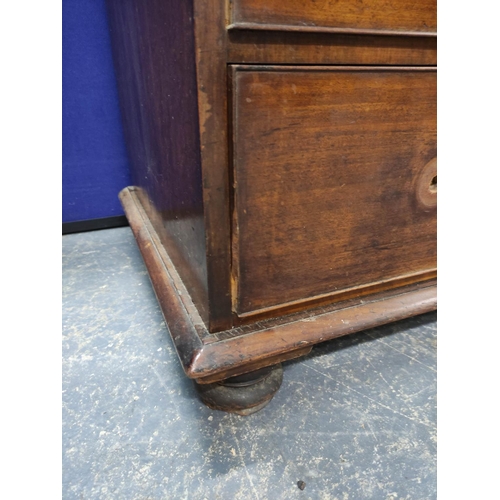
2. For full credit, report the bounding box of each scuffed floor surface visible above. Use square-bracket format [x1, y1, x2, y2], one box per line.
[62, 227, 437, 500]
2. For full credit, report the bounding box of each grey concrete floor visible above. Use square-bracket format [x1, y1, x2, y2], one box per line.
[62, 227, 437, 500]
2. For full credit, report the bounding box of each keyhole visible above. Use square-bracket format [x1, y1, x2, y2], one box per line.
[429, 175, 437, 193]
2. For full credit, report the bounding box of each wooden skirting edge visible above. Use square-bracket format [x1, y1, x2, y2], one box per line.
[120, 186, 437, 383]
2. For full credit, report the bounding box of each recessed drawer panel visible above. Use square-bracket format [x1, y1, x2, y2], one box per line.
[230, 0, 436, 36]
[231, 66, 437, 316]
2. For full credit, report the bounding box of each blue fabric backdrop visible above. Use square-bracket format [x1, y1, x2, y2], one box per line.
[62, 0, 131, 223]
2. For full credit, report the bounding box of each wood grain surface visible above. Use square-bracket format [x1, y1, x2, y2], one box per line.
[228, 31, 437, 66]
[231, 66, 437, 316]
[231, 0, 436, 35]
[193, 0, 234, 331]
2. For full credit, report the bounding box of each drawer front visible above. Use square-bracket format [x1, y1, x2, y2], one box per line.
[230, 0, 436, 35]
[231, 66, 437, 317]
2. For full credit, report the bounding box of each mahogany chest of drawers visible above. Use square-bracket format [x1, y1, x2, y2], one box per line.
[107, 0, 437, 414]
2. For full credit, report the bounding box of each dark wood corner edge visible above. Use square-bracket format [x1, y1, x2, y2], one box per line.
[119, 186, 207, 372]
[120, 186, 437, 384]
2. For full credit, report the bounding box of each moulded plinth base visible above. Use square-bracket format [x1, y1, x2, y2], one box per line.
[119, 186, 437, 415]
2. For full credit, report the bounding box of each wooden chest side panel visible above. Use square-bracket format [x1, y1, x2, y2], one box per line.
[231, 0, 436, 35]
[232, 67, 437, 316]
[107, 0, 209, 323]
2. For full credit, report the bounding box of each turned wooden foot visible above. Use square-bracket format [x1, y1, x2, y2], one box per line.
[195, 364, 283, 416]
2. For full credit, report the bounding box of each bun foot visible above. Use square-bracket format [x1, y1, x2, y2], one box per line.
[195, 364, 283, 415]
